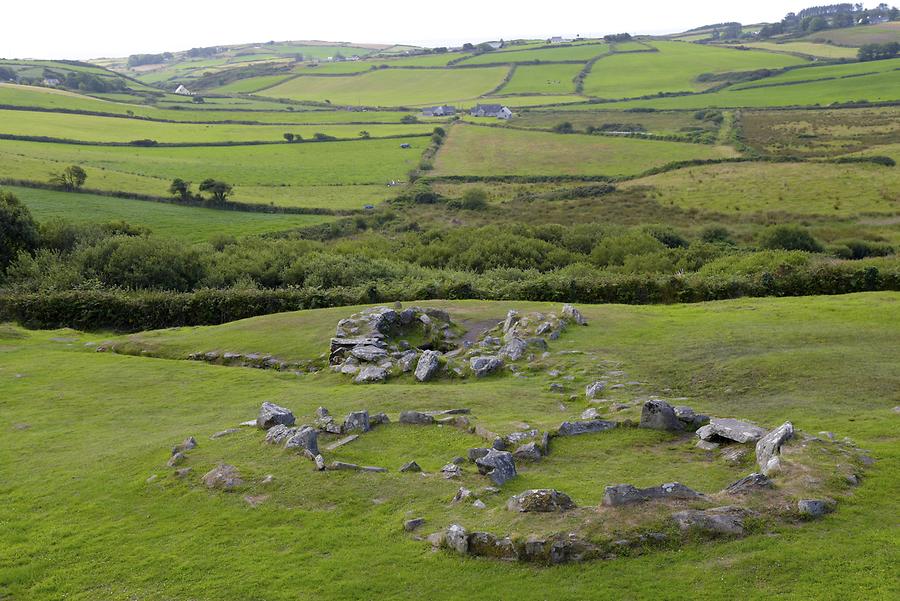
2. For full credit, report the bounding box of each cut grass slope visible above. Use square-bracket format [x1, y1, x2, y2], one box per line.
[432, 124, 738, 177]
[1, 293, 898, 600]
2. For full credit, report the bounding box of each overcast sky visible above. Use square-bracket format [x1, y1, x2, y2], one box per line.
[0, 1, 882, 59]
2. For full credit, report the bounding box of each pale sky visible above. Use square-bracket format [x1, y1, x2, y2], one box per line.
[0, 1, 882, 59]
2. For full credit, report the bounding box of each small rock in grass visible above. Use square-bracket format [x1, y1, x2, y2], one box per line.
[201, 464, 243, 490]
[580, 407, 601, 420]
[475, 449, 517, 486]
[723, 473, 773, 495]
[472, 499, 487, 509]
[446, 524, 468, 554]
[441, 463, 461, 479]
[798, 499, 833, 518]
[452, 487, 473, 503]
[167, 452, 186, 467]
[399, 460, 422, 473]
[507, 489, 575, 512]
[175, 467, 192, 478]
[172, 436, 197, 455]
[696, 440, 720, 451]
[210, 429, 239, 439]
[639, 400, 683, 432]
[404, 518, 426, 532]
[399, 411, 435, 425]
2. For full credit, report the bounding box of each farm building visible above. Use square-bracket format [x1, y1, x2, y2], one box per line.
[42, 78, 61, 87]
[421, 105, 456, 117]
[174, 84, 194, 96]
[548, 36, 572, 43]
[470, 104, 513, 119]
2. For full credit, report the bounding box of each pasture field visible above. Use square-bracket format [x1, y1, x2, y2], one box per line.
[803, 21, 900, 45]
[210, 75, 294, 94]
[5, 186, 335, 242]
[741, 106, 900, 158]
[1, 293, 898, 599]
[432, 124, 738, 177]
[735, 41, 859, 59]
[291, 62, 374, 75]
[621, 160, 900, 217]
[730, 57, 900, 90]
[0, 109, 436, 143]
[263, 67, 510, 106]
[458, 43, 609, 65]
[459, 94, 587, 108]
[582, 41, 809, 99]
[511, 109, 719, 136]
[498, 63, 583, 95]
[0, 136, 425, 187]
[375, 53, 471, 67]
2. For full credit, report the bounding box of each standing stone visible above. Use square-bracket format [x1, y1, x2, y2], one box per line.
[314, 454, 326, 470]
[562, 304, 587, 325]
[398, 350, 418, 372]
[640, 400, 683, 431]
[284, 426, 319, 456]
[399, 411, 435, 425]
[502, 310, 520, 333]
[475, 449, 517, 486]
[415, 350, 441, 382]
[256, 402, 295, 430]
[507, 489, 576, 512]
[756, 421, 794, 476]
[343, 410, 371, 433]
[585, 381, 607, 399]
[470, 356, 503, 377]
[446, 524, 469, 554]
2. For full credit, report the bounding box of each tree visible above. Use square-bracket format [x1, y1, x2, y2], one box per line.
[460, 188, 488, 210]
[758, 225, 823, 252]
[192, 96, 205, 104]
[0, 66, 15, 81]
[283, 133, 295, 143]
[401, 115, 419, 124]
[169, 178, 192, 201]
[0, 190, 39, 271]
[49, 165, 87, 191]
[358, 130, 370, 138]
[553, 121, 575, 134]
[198, 179, 233, 205]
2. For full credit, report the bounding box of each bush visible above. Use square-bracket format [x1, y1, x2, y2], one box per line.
[830, 240, 894, 260]
[590, 231, 666, 267]
[758, 225, 823, 253]
[460, 188, 488, 210]
[0, 190, 39, 271]
[699, 225, 736, 245]
[553, 122, 575, 134]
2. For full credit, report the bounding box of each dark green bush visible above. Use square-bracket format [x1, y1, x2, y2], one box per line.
[758, 225, 824, 253]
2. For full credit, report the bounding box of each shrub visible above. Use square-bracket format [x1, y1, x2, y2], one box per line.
[553, 122, 575, 134]
[590, 231, 666, 267]
[699, 225, 736, 245]
[0, 190, 39, 271]
[460, 188, 488, 210]
[830, 240, 894, 260]
[758, 225, 823, 253]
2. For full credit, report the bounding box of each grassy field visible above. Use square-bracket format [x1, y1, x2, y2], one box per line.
[730, 58, 900, 90]
[6, 186, 335, 242]
[0, 136, 425, 187]
[1, 293, 898, 599]
[621, 160, 900, 217]
[210, 75, 295, 94]
[499, 64, 583, 95]
[511, 109, 718, 136]
[263, 68, 509, 106]
[458, 43, 609, 65]
[803, 21, 900, 45]
[432, 124, 738, 177]
[0, 109, 436, 143]
[735, 41, 859, 59]
[582, 41, 808, 99]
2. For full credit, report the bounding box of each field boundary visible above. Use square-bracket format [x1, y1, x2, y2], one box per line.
[0, 131, 432, 148]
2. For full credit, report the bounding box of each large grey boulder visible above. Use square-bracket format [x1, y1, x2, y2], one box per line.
[414, 350, 441, 382]
[399, 411, 435, 425]
[513, 442, 543, 461]
[723, 473, 773, 495]
[397, 350, 418, 372]
[468, 447, 490, 462]
[475, 449, 517, 486]
[671, 506, 751, 536]
[284, 426, 319, 456]
[602, 482, 702, 506]
[446, 524, 469, 554]
[756, 421, 794, 475]
[499, 337, 528, 361]
[468, 532, 519, 560]
[557, 420, 617, 436]
[585, 381, 607, 399]
[798, 499, 832, 518]
[507, 489, 575, 512]
[639, 400, 683, 431]
[562, 304, 587, 325]
[470, 356, 503, 377]
[265, 424, 297, 445]
[354, 366, 388, 384]
[343, 410, 370, 433]
[674, 406, 710, 430]
[201, 464, 243, 490]
[257, 402, 295, 430]
[350, 345, 388, 362]
[697, 418, 767, 443]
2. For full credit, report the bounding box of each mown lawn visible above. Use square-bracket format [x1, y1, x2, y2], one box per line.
[6, 185, 336, 242]
[0, 293, 898, 600]
[432, 124, 738, 177]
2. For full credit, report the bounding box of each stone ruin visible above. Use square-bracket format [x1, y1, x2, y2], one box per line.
[330, 303, 589, 384]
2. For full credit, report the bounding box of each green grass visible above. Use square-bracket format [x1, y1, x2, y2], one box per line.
[0, 109, 436, 143]
[737, 42, 859, 59]
[621, 160, 900, 216]
[582, 41, 808, 99]
[263, 67, 509, 106]
[375, 53, 471, 67]
[432, 124, 738, 177]
[458, 43, 609, 65]
[511, 109, 715, 136]
[5, 185, 335, 242]
[1, 293, 898, 599]
[210, 75, 295, 93]
[291, 62, 375, 75]
[499, 63, 583, 95]
[802, 21, 900, 45]
[730, 58, 900, 90]
[0, 137, 425, 187]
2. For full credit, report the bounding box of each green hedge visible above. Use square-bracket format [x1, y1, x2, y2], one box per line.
[1, 261, 896, 331]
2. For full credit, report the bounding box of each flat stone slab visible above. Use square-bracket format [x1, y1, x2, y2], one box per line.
[325, 434, 360, 451]
[557, 420, 617, 436]
[697, 418, 767, 443]
[603, 482, 702, 506]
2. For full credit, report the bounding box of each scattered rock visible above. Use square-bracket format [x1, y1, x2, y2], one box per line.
[210, 428, 239, 439]
[370, 412, 390, 426]
[697, 418, 767, 444]
[468, 447, 490, 462]
[721, 446, 749, 465]
[549, 383, 566, 393]
[314, 455, 326, 471]
[398, 350, 418, 372]
[441, 463, 461, 479]
[446, 524, 469, 554]
[343, 410, 370, 433]
[175, 467, 192, 478]
[167, 452, 186, 467]
[585, 381, 607, 399]
[284, 426, 319, 456]
[399, 411, 435, 425]
[350, 345, 388, 362]
[325, 434, 359, 451]
[354, 366, 388, 384]
[562, 304, 587, 326]
[723, 473, 773, 495]
[414, 350, 442, 382]
[427, 531, 446, 549]
[452, 487, 473, 503]
[756, 421, 794, 476]
[201, 464, 243, 490]
[243, 494, 269, 507]
[360, 466, 388, 473]
[696, 440, 720, 451]
[399, 461, 422, 473]
[329, 461, 361, 471]
[472, 499, 487, 509]
[404, 518, 426, 532]
[475, 449, 517, 486]
[507, 489, 576, 512]
[513, 442, 543, 461]
[672, 506, 751, 536]
[798, 499, 833, 518]
[257, 402, 295, 430]
[602, 482, 702, 506]
[557, 419, 617, 436]
[265, 424, 296, 445]
[172, 436, 197, 454]
[499, 337, 528, 361]
[470, 356, 503, 378]
[639, 400, 683, 432]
